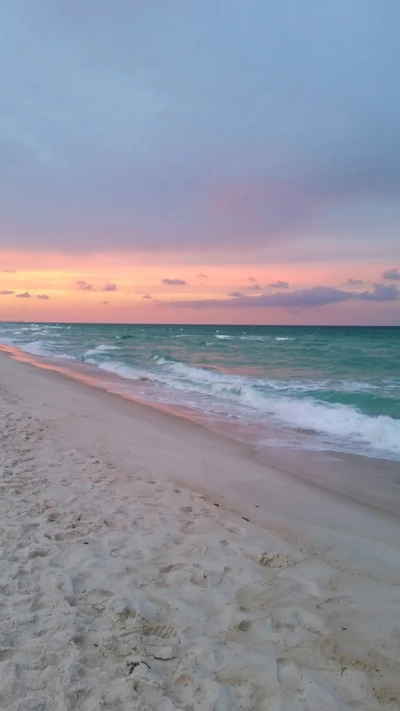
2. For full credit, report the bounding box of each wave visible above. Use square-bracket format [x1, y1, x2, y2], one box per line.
[275, 337, 295, 341]
[149, 359, 400, 457]
[239, 335, 266, 341]
[96, 360, 146, 380]
[83, 344, 119, 358]
[19, 340, 52, 356]
[215, 334, 232, 340]
[264, 398, 400, 456]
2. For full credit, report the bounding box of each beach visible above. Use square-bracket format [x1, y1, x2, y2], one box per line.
[1, 349, 400, 711]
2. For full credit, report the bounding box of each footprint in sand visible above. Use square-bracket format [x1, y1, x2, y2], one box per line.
[276, 657, 304, 693]
[255, 551, 294, 569]
[142, 621, 179, 641]
[294, 608, 325, 634]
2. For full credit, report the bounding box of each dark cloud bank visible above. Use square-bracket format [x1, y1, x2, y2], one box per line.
[172, 283, 399, 309]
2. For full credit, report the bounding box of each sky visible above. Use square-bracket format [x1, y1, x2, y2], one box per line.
[1, 0, 400, 325]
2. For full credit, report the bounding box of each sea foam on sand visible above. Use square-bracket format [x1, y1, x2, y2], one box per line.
[0, 350, 399, 710]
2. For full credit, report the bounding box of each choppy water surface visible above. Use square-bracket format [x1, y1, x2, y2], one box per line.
[1, 322, 399, 461]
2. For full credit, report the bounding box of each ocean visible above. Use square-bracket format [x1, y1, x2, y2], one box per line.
[1, 322, 399, 461]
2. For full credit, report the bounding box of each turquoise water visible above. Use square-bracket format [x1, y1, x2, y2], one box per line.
[1, 322, 400, 460]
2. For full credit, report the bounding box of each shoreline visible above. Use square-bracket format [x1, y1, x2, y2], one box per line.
[2, 342, 400, 520]
[1, 350, 400, 708]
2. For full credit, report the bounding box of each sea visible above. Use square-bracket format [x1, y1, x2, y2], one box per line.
[1, 322, 399, 462]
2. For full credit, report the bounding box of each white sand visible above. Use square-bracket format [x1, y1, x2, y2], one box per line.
[0, 350, 399, 711]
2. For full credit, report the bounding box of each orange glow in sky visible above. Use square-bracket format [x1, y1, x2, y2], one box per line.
[1, 250, 398, 325]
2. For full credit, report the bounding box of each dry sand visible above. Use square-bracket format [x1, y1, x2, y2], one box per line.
[0, 349, 399, 711]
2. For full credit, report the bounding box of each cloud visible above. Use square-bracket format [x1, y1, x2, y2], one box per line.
[102, 300, 108, 304]
[0, 289, 14, 295]
[227, 291, 244, 298]
[347, 278, 363, 285]
[36, 294, 50, 299]
[382, 267, 400, 281]
[1, 0, 399, 268]
[358, 283, 399, 301]
[248, 276, 257, 282]
[76, 280, 93, 291]
[268, 280, 289, 288]
[142, 294, 152, 299]
[171, 283, 400, 309]
[248, 283, 261, 291]
[2, 269, 17, 273]
[162, 278, 187, 286]
[76, 280, 116, 292]
[15, 291, 32, 298]
[196, 273, 208, 278]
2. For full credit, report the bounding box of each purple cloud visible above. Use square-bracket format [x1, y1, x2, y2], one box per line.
[76, 280, 93, 291]
[358, 283, 399, 301]
[248, 283, 261, 291]
[382, 267, 400, 281]
[196, 272, 208, 278]
[0, 289, 14, 295]
[102, 283, 117, 292]
[162, 278, 187, 286]
[15, 291, 32, 298]
[227, 291, 244, 298]
[347, 278, 363, 285]
[268, 280, 289, 288]
[143, 294, 152, 299]
[37, 294, 50, 300]
[171, 284, 400, 309]
[248, 276, 257, 282]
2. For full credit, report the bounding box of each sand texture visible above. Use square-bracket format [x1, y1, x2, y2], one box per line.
[0, 351, 399, 710]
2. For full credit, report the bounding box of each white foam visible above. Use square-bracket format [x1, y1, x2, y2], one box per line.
[239, 335, 266, 341]
[55, 353, 76, 361]
[275, 337, 295, 341]
[96, 360, 145, 380]
[83, 344, 119, 358]
[150, 359, 400, 457]
[20, 340, 51, 356]
[264, 398, 400, 456]
[215, 334, 232, 340]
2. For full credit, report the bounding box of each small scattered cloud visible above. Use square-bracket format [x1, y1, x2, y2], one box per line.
[347, 278, 364, 285]
[102, 283, 117, 292]
[36, 294, 50, 300]
[196, 272, 208, 278]
[248, 276, 257, 282]
[76, 280, 93, 291]
[162, 278, 187, 286]
[171, 283, 400, 310]
[0, 289, 14, 295]
[248, 283, 261, 291]
[382, 267, 400, 281]
[143, 294, 152, 299]
[102, 300, 108, 305]
[227, 291, 245, 298]
[15, 291, 32, 298]
[268, 280, 289, 289]
[2, 269, 17, 273]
